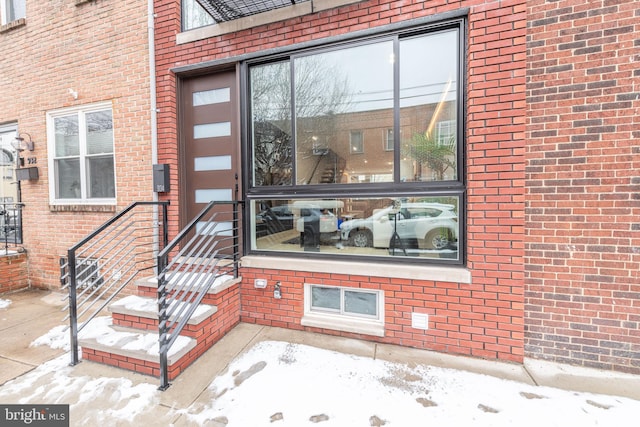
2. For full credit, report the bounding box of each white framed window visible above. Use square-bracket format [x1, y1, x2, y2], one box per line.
[350, 130, 364, 154]
[0, 124, 17, 201]
[1, 0, 25, 25]
[302, 283, 384, 336]
[436, 120, 456, 146]
[384, 128, 393, 151]
[47, 102, 116, 205]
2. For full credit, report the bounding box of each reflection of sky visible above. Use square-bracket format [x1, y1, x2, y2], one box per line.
[400, 30, 458, 108]
[303, 29, 458, 113]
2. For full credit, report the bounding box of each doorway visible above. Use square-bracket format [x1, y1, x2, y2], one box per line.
[180, 70, 241, 253]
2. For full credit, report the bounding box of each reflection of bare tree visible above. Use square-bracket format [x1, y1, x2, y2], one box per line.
[252, 62, 292, 186]
[295, 56, 351, 159]
[251, 57, 351, 186]
[87, 111, 113, 133]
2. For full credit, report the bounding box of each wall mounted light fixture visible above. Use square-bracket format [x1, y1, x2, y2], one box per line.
[12, 133, 35, 152]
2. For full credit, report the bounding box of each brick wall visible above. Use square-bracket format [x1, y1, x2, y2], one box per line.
[155, 0, 527, 362]
[525, 0, 640, 373]
[0, 0, 154, 289]
[0, 252, 28, 293]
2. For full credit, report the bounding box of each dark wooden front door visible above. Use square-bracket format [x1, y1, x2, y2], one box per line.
[181, 70, 240, 250]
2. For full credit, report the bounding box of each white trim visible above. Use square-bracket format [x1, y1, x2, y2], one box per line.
[1, 0, 26, 25]
[47, 101, 117, 205]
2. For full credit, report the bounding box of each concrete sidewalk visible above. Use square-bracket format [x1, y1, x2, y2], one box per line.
[1, 288, 639, 425]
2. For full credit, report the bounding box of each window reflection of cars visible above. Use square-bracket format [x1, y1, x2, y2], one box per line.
[256, 205, 295, 237]
[295, 208, 337, 234]
[339, 203, 458, 250]
[292, 200, 343, 249]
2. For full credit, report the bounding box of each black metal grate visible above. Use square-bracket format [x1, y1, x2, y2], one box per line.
[195, 0, 309, 23]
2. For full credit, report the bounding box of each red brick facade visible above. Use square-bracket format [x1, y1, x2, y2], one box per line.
[525, 0, 640, 373]
[0, 0, 154, 289]
[2, 0, 635, 375]
[155, 0, 528, 363]
[0, 252, 28, 293]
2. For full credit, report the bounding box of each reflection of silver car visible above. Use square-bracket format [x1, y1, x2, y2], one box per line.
[339, 203, 458, 250]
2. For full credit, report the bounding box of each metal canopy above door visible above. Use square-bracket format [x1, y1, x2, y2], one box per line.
[195, 0, 310, 23]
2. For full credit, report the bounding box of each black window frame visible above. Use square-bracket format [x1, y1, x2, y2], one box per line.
[241, 18, 467, 266]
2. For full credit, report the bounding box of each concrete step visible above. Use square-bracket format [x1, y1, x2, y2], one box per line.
[109, 294, 218, 326]
[135, 272, 241, 296]
[78, 317, 197, 378]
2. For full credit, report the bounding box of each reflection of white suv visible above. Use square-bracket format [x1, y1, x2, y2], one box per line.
[339, 203, 458, 250]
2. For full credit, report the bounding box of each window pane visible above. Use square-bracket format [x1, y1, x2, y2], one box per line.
[55, 158, 81, 199]
[294, 41, 394, 185]
[86, 110, 114, 155]
[344, 291, 377, 317]
[251, 196, 459, 261]
[385, 129, 393, 151]
[350, 131, 363, 154]
[193, 88, 230, 106]
[311, 286, 340, 311]
[182, 0, 214, 30]
[55, 116, 79, 157]
[250, 61, 293, 186]
[194, 122, 231, 139]
[194, 155, 231, 171]
[4, 0, 25, 22]
[86, 156, 115, 198]
[400, 30, 458, 182]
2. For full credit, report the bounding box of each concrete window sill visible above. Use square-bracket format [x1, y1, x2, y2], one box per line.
[241, 255, 472, 284]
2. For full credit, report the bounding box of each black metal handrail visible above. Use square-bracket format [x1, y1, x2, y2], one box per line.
[0, 202, 24, 255]
[156, 200, 243, 390]
[63, 201, 169, 366]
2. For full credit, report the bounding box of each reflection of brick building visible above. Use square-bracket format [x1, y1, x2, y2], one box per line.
[300, 101, 457, 185]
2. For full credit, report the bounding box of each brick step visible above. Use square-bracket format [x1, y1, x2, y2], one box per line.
[79, 318, 197, 380]
[80, 273, 242, 382]
[109, 295, 218, 332]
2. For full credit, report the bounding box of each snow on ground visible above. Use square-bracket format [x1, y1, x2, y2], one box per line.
[0, 354, 159, 425]
[0, 298, 11, 309]
[179, 341, 639, 427]
[3, 324, 639, 426]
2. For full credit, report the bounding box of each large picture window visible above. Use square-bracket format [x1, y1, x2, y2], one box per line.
[47, 103, 116, 204]
[247, 21, 464, 264]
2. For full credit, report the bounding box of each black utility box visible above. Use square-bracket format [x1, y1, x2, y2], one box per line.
[15, 167, 39, 181]
[153, 164, 170, 192]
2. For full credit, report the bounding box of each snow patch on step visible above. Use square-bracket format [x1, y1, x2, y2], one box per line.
[78, 317, 193, 358]
[110, 295, 217, 324]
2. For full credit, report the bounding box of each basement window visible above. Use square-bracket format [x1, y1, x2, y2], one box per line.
[302, 284, 384, 337]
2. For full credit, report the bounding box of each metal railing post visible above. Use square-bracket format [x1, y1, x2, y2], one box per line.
[233, 201, 239, 278]
[68, 250, 80, 366]
[161, 201, 169, 249]
[157, 253, 170, 390]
